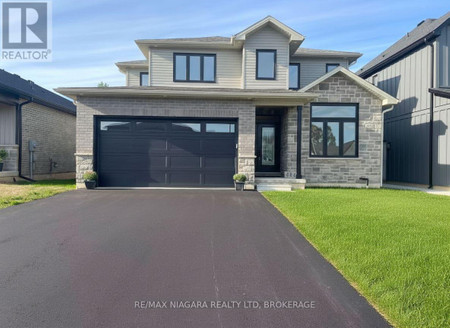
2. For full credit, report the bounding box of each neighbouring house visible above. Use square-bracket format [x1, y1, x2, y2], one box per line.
[57, 16, 398, 190]
[358, 11, 450, 188]
[0, 69, 76, 181]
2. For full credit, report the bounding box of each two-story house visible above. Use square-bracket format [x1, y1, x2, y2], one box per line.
[358, 11, 450, 188]
[57, 16, 397, 189]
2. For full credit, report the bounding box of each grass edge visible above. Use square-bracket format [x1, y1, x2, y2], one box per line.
[261, 191, 397, 328]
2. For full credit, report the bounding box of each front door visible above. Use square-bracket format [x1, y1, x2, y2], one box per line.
[255, 123, 280, 172]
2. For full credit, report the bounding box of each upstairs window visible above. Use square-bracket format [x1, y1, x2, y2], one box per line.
[173, 53, 216, 82]
[326, 63, 339, 73]
[289, 63, 300, 89]
[256, 49, 276, 80]
[310, 103, 358, 158]
[140, 72, 149, 86]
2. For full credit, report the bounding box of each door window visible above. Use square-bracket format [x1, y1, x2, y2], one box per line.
[261, 127, 275, 165]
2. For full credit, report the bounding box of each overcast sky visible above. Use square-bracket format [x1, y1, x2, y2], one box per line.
[1, 0, 448, 91]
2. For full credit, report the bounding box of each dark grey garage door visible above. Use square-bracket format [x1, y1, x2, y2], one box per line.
[96, 117, 237, 187]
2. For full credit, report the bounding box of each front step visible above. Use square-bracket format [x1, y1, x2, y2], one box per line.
[256, 184, 292, 191]
[255, 178, 306, 191]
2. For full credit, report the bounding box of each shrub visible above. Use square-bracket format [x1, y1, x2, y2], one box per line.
[83, 171, 98, 181]
[0, 149, 7, 163]
[233, 173, 247, 182]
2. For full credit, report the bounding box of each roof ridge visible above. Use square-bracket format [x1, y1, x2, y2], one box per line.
[358, 11, 450, 77]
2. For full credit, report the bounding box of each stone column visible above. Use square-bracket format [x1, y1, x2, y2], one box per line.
[237, 106, 256, 187]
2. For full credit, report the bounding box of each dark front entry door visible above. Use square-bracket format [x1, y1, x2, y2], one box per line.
[96, 117, 237, 187]
[255, 123, 280, 172]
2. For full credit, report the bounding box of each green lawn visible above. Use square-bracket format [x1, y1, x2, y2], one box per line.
[0, 179, 75, 209]
[263, 189, 450, 328]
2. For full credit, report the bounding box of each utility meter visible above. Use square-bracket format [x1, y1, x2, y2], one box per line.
[29, 140, 38, 151]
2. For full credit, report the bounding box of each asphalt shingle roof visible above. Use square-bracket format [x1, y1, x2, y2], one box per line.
[293, 47, 361, 58]
[357, 11, 450, 77]
[0, 69, 76, 114]
[116, 60, 147, 66]
[136, 36, 231, 43]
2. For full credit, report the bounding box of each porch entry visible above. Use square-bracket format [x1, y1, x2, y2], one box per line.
[255, 107, 282, 175]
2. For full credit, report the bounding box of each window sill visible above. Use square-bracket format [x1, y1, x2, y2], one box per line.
[307, 157, 360, 160]
[173, 80, 216, 83]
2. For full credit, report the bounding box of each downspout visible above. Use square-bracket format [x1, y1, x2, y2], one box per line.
[425, 37, 435, 189]
[16, 99, 35, 182]
[296, 106, 302, 179]
[381, 105, 395, 187]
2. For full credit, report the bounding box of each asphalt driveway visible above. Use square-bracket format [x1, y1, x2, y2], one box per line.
[0, 190, 390, 328]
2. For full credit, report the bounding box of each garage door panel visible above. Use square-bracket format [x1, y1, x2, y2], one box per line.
[99, 155, 167, 171]
[100, 172, 167, 187]
[131, 138, 167, 152]
[99, 136, 135, 153]
[203, 157, 235, 169]
[203, 139, 236, 154]
[169, 138, 202, 153]
[100, 137, 168, 154]
[169, 156, 201, 169]
[97, 118, 236, 187]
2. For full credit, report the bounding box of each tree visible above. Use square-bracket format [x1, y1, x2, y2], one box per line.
[97, 81, 109, 88]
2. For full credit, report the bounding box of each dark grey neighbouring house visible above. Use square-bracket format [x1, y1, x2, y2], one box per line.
[358, 11, 450, 188]
[0, 69, 76, 180]
[57, 16, 398, 190]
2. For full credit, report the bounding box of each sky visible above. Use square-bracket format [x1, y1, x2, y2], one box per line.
[1, 0, 449, 91]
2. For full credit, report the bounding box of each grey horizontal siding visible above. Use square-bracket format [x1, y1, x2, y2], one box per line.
[127, 68, 145, 87]
[150, 48, 242, 88]
[244, 25, 289, 89]
[289, 57, 348, 88]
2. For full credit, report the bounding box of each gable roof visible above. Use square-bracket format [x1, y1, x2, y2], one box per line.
[233, 16, 304, 43]
[300, 66, 399, 106]
[0, 69, 76, 114]
[358, 11, 450, 78]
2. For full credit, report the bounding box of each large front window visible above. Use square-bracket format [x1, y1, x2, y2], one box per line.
[256, 49, 276, 80]
[310, 104, 358, 157]
[173, 53, 216, 82]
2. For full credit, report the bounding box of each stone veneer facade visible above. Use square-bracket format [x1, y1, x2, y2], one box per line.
[300, 72, 383, 187]
[75, 72, 384, 188]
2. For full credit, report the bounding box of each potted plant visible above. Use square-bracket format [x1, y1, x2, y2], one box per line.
[83, 171, 98, 189]
[0, 149, 7, 172]
[233, 173, 247, 191]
